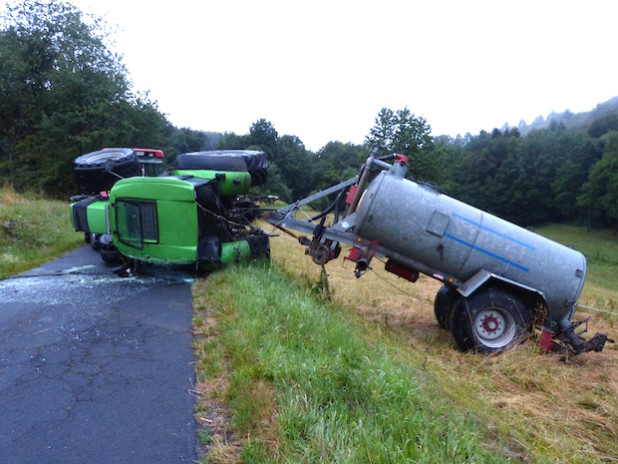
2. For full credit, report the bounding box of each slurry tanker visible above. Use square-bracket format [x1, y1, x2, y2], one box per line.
[268, 149, 613, 355]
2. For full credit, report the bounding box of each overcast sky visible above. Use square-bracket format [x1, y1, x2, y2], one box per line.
[65, 1, 618, 150]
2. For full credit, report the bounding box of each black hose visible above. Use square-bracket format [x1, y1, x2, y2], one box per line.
[310, 189, 347, 221]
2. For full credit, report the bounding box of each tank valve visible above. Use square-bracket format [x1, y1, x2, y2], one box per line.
[354, 258, 371, 278]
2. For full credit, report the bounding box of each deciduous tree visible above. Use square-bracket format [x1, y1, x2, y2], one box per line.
[365, 107, 436, 181]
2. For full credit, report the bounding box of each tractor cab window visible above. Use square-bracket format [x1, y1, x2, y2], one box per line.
[140, 161, 163, 177]
[136, 149, 164, 177]
[114, 199, 158, 249]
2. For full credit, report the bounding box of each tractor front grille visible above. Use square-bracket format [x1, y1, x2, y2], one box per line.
[139, 201, 158, 242]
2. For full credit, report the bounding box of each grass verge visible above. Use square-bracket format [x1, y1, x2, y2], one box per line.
[194, 261, 522, 463]
[0, 184, 83, 278]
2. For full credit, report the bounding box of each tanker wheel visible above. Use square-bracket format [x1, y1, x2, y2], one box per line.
[450, 287, 531, 354]
[433, 285, 460, 330]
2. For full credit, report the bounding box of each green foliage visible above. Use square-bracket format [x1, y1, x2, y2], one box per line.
[164, 127, 219, 167]
[216, 119, 367, 204]
[0, 0, 169, 197]
[578, 131, 618, 227]
[216, 131, 248, 150]
[223, 102, 618, 230]
[316, 142, 366, 179]
[365, 107, 436, 181]
[588, 112, 618, 138]
[249, 118, 279, 155]
[441, 123, 610, 228]
[270, 134, 311, 201]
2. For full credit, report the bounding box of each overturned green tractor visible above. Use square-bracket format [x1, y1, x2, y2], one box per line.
[70, 149, 270, 271]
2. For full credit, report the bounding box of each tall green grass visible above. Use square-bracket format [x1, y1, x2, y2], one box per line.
[194, 262, 515, 463]
[0, 185, 83, 278]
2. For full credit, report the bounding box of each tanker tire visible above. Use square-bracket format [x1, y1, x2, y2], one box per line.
[450, 287, 531, 354]
[433, 285, 460, 330]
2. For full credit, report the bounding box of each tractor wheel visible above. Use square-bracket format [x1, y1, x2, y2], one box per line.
[90, 233, 102, 251]
[450, 287, 531, 354]
[100, 247, 121, 264]
[174, 150, 268, 186]
[73, 148, 139, 194]
[433, 285, 460, 330]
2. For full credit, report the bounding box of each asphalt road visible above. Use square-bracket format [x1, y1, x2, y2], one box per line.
[0, 246, 198, 463]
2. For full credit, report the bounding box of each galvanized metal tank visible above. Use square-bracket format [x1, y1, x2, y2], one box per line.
[354, 171, 587, 325]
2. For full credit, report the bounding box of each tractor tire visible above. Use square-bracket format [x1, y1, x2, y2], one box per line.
[73, 148, 140, 194]
[98, 234, 121, 264]
[174, 150, 268, 186]
[433, 285, 460, 330]
[450, 287, 531, 354]
[90, 233, 103, 251]
[100, 247, 121, 265]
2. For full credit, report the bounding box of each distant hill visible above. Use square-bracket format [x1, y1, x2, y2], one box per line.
[518, 96, 618, 136]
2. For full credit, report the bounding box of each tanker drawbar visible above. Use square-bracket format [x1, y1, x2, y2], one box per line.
[267, 149, 614, 356]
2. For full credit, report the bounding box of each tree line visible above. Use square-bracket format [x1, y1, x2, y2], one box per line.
[439, 123, 618, 228]
[1, 0, 616, 230]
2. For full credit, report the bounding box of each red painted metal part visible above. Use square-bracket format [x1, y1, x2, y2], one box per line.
[385, 259, 419, 283]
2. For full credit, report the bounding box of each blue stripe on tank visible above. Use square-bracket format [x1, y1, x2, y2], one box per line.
[444, 233, 530, 272]
[452, 213, 536, 250]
